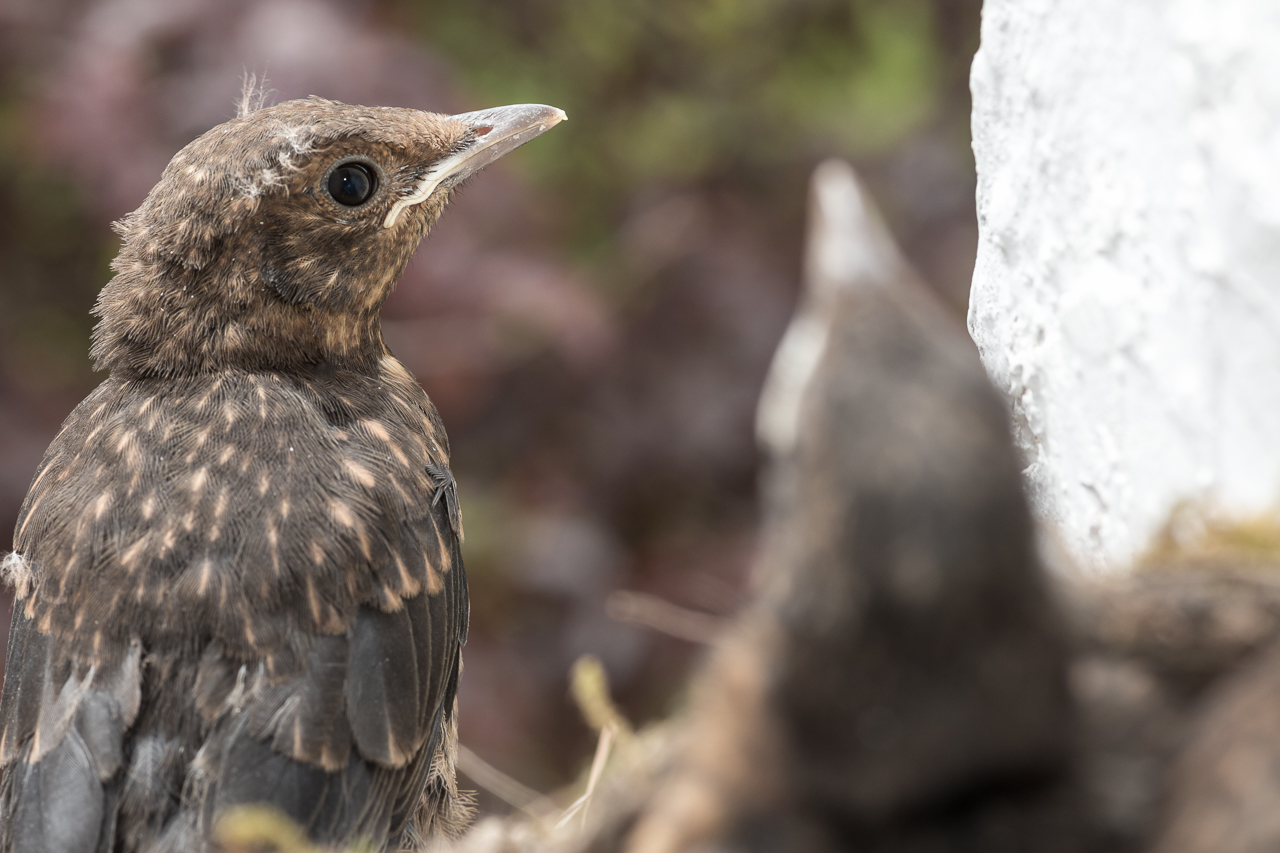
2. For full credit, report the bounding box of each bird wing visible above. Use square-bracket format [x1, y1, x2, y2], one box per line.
[0, 371, 469, 848]
[194, 502, 468, 841]
[0, 591, 142, 853]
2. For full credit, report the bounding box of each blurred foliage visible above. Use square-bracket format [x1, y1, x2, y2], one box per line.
[570, 654, 632, 737]
[214, 806, 328, 853]
[1144, 502, 1280, 568]
[0, 90, 108, 395]
[404, 0, 948, 263]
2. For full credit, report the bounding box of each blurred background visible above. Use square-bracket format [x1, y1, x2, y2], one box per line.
[0, 0, 981, 813]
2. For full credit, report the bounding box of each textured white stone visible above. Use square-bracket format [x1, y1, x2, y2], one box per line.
[969, 0, 1280, 571]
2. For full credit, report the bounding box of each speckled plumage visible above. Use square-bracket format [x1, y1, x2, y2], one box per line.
[0, 95, 563, 852]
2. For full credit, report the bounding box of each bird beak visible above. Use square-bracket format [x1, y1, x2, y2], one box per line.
[383, 104, 567, 228]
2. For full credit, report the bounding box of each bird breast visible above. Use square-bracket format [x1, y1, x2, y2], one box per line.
[13, 364, 457, 663]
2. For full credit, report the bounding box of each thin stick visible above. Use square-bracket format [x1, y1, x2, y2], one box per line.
[555, 723, 616, 830]
[457, 744, 556, 820]
[606, 590, 724, 644]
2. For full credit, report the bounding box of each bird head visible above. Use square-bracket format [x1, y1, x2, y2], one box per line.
[92, 97, 566, 378]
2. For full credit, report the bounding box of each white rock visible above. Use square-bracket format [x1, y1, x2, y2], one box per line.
[969, 0, 1280, 571]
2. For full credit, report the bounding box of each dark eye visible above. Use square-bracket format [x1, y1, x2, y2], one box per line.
[327, 162, 377, 206]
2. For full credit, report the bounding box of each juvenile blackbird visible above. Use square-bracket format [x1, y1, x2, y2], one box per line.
[0, 96, 564, 852]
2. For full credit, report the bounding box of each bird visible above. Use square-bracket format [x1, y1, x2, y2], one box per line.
[622, 162, 1077, 853]
[0, 94, 565, 852]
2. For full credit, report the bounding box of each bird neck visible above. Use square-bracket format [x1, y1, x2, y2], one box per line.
[91, 257, 389, 379]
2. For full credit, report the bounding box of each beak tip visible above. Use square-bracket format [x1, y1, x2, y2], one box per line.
[526, 105, 567, 132]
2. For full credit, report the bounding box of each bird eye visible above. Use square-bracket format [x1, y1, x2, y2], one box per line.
[327, 162, 377, 206]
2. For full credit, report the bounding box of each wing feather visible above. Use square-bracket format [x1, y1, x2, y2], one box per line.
[346, 605, 422, 768]
[0, 601, 142, 852]
[5, 732, 104, 853]
[0, 605, 49, 766]
[198, 482, 467, 844]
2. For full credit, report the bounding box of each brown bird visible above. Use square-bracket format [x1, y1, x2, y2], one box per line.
[0, 95, 564, 852]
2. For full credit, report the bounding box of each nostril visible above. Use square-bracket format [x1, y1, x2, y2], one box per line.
[473, 126, 494, 136]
